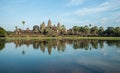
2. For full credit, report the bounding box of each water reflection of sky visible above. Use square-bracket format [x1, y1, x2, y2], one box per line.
[0, 40, 120, 73]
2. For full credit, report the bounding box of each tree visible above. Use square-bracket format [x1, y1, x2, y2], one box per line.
[89, 24, 91, 27]
[22, 21, 25, 25]
[22, 21, 25, 34]
[78, 26, 84, 36]
[0, 39, 5, 51]
[91, 26, 98, 36]
[84, 25, 90, 36]
[105, 27, 115, 36]
[33, 25, 39, 34]
[98, 26, 104, 36]
[0, 27, 6, 37]
[114, 27, 120, 36]
[60, 25, 66, 35]
[73, 26, 79, 35]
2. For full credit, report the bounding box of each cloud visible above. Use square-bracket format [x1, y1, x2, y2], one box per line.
[66, 0, 120, 16]
[60, 0, 120, 28]
[67, 0, 85, 6]
[74, 1, 115, 16]
[75, 6, 109, 16]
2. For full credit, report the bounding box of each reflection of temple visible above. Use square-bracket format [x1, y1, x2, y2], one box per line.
[4, 39, 120, 55]
[12, 40, 67, 55]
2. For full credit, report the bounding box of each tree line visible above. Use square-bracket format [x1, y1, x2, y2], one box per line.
[0, 27, 6, 37]
[32, 20, 120, 37]
[69, 25, 120, 37]
[0, 19, 120, 37]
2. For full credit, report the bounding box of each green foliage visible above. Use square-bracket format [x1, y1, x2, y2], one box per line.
[8, 19, 120, 37]
[33, 25, 39, 33]
[0, 27, 6, 37]
[22, 21, 25, 25]
[0, 39, 5, 51]
[104, 27, 120, 36]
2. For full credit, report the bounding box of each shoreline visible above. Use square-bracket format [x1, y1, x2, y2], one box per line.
[0, 36, 120, 40]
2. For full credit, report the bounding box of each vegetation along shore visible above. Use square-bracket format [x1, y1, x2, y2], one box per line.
[0, 20, 120, 39]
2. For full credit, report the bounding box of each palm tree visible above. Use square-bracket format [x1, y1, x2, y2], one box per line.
[84, 25, 90, 36]
[78, 26, 84, 36]
[22, 21, 25, 34]
[60, 25, 66, 35]
[91, 26, 98, 36]
[33, 25, 39, 34]
[98, 26, 104, 36]
[89, 24, 91, 27]
[73, 26, 79, 35]
[22, 21, 25, 25]
[105, 27, 115, 36]
[114, 27, 120, 36]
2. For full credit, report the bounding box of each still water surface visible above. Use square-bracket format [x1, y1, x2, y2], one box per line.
[0, 39, 120, 73]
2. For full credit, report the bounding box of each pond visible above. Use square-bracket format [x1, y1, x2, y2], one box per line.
[0, 39, 120, 73]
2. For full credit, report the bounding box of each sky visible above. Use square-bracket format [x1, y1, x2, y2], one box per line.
[0, 0, 120, 31]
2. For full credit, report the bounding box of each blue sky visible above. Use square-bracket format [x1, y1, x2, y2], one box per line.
[0, 0, 120, 31]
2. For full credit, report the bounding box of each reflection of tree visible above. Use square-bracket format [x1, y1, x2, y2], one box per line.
[57, 40, 66, 52]
[33, 41, 39, 49]
[91, 40, 99, 49]
[99, 40, 104, 48]
[22, 50, 25, 55]
[107, 40, 120, 48]
[6, 39, 120, 55]
[73, 40, 89, 50]
[14, 40, 22, 48]
[107, 40, 116, 46]
[116, 41, 120, 48]
[0, 39, 5, 51]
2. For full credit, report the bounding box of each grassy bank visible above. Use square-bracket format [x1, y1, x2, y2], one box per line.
[0, 36, 120, 40]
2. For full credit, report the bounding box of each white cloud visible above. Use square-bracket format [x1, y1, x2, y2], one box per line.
[62, 0, 120, 27]
[75, 6, 109, 16]
[100, 2, 110, 7]
[66, 0, 120, 16]
[67, 0, 85, 6]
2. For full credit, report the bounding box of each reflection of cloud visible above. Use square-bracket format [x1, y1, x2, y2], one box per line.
[75, 56, 120, 73]
[117, 50, 120, 53]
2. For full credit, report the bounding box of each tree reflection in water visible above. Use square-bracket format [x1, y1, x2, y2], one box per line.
[0, 39, 5, 51]
[1, 39, 120, 55]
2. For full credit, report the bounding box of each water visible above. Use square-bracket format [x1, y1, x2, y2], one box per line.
[0, 39, 120, 73]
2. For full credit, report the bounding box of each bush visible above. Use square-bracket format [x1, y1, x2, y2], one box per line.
[0, 27, 6, 37]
